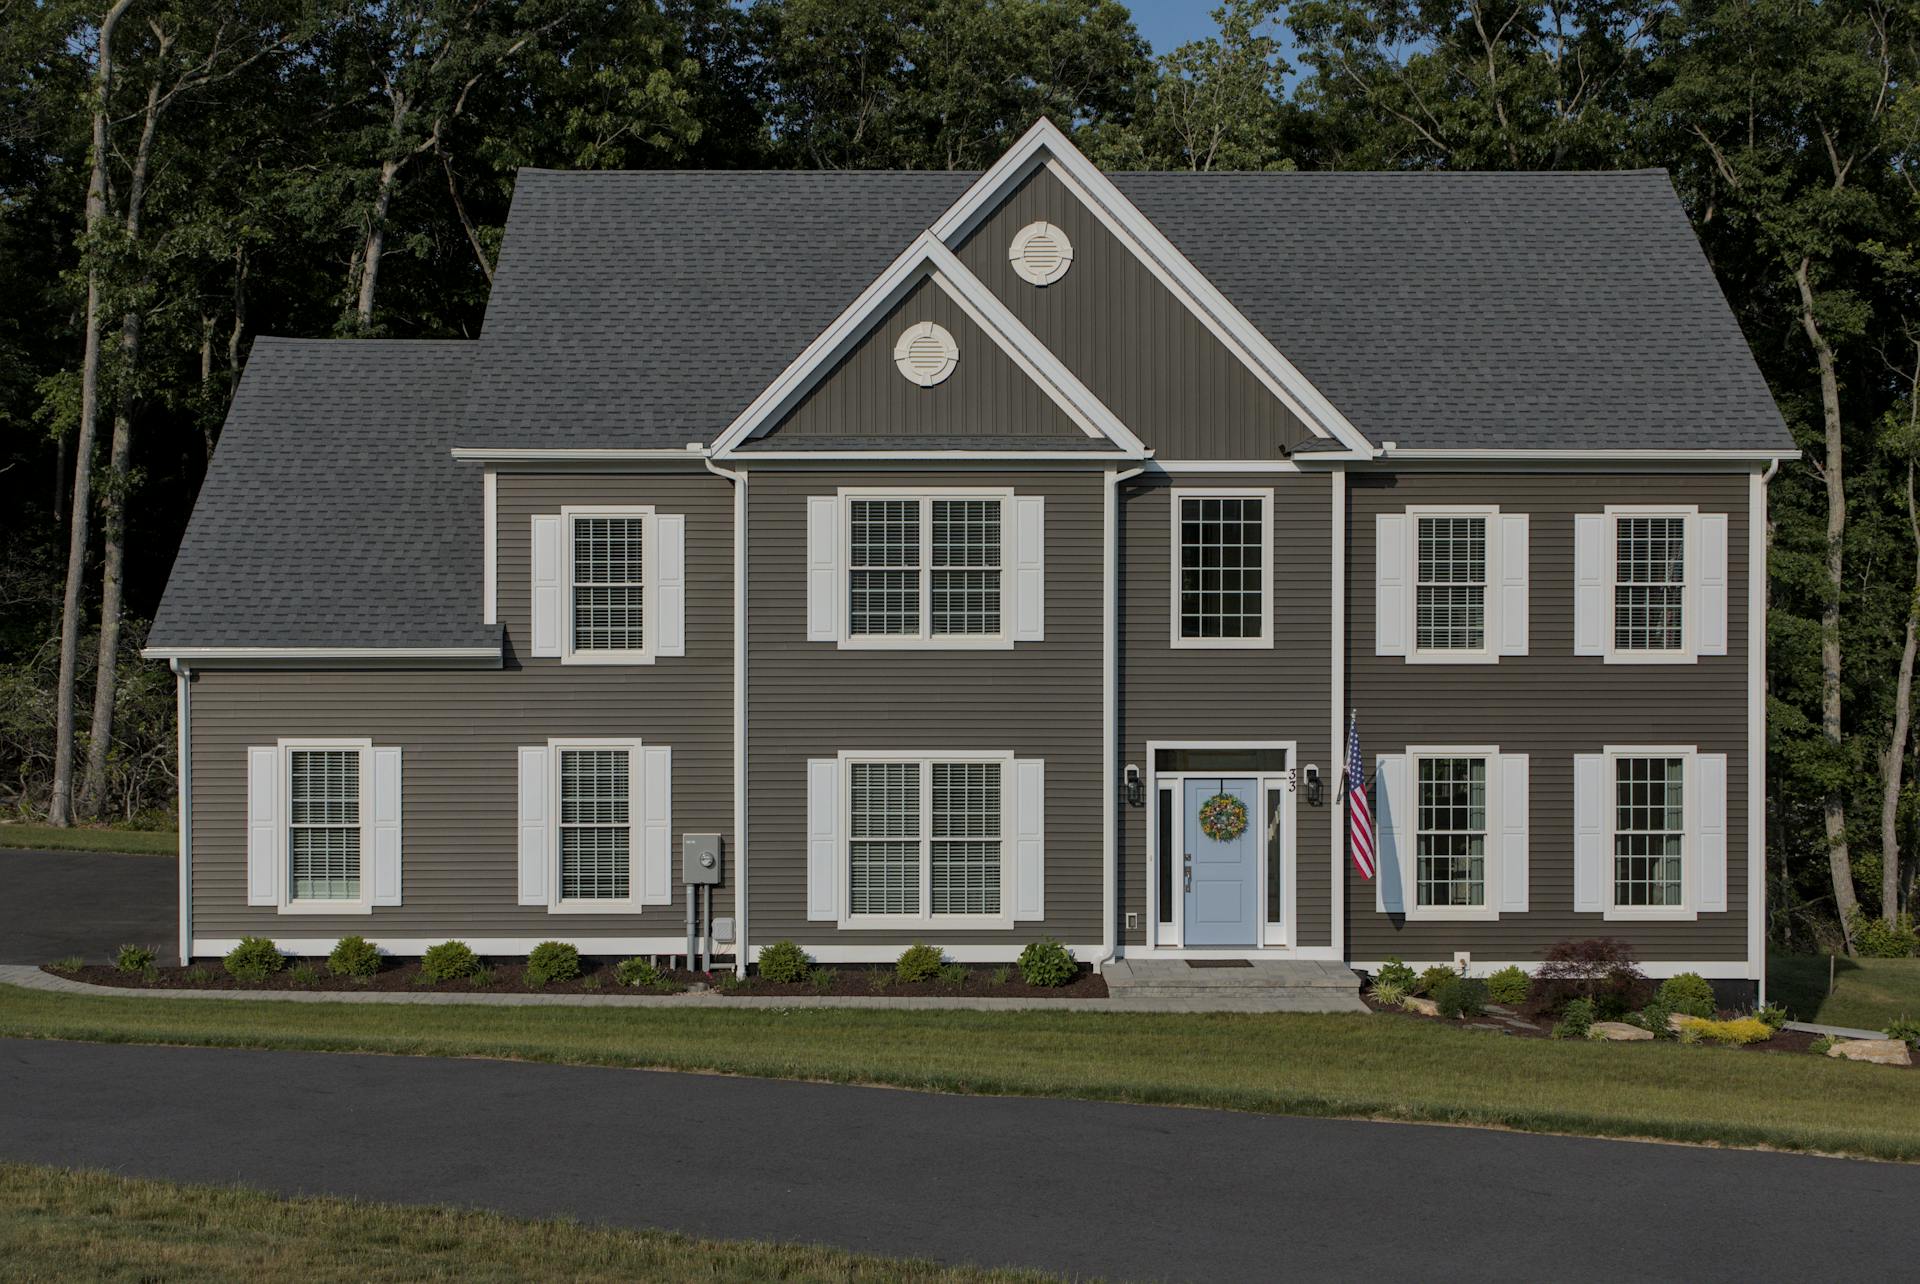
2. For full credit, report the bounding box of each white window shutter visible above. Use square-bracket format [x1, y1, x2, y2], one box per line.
[639, 745, 673, 905]
[807, 496, 842, 642]
[1573, 754, 1606, 912]
[246, 746, 280, 906]
[1012, 759, 1045, 920]
[1012, 496, 1045, 643]
[530, 514, 564, 658]
[1497, 753, 1529, 913]
[369, 746, 403, 906]
[1375, 514, 1409, 656]
[1373, 754, 1408, 914]
[1694, 752, 1728, 912]
[1496, 513, 1529, 657]
[807, 758, 841, 920]
[655, 513, 686, 657]
[1695, 513, 1729, 657]
[517, 746, 550, 905]
[1573, 515, 1606, 656]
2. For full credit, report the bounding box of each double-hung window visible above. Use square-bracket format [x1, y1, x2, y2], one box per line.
[1171, 488, 1273, 648]
[1373, 745, 1522, 920]
[1575, 745, 1725, 922]
[845, 492, 1008, 644]
[1575, 505, 1726, 664]
[1613, 515, 1686, 654]
[1612, 754, 1686, 910]
[844, 753, 1008, 925]
[247, 737, 399, 915]
[1414, 755, 1486, 910]
[558, 747, 632, 902]
[1375, 505, 1525, 662]
[289, 748, 361, 902]
[567, 509, 651, 661]
[1415, 516, 1486, 653]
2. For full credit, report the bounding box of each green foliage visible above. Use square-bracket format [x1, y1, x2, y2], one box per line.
[47, 956, 83, 974]
[756, 940, 813, 984]
[286, 963, 320, 987]
[1552, 998, 1595, 1040]
[1485, 966, 1531, 1006]
[1675, 1015, 1774, 1046]
[525, 941, 582, 986]
[327, 935, 381, 979]
[811, 967, 837, 994]
[1367, 980, 1407, 1007]
[615, 957, 671, 990]
[1849, 913, 1920, 959]
[1432, 974, 1487, 1020]
[1884, 1015, 1920, 1047]
[989, 966, 1012, 987]
[1632, 999, 1677, 1039]
[223, 937, 283, 982]
[114, 944, 155, 975]
[1657, 973, 1719, 1019]
[1016, 939, 1077, 988]
[1416, 964, 1457, 997]
[1810, 1035, 1837, 1055]
[936, 963, 969, 992]
[1756, 1003, 1789, 1032]
[468, 967, 494, 989]
[419, 941, 480, 983]
[866, 968, 893, 993]
[895, 943, 945, 983]
[1374, 958, 1418, 991]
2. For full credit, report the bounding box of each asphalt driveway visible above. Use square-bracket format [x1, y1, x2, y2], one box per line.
[4, 1037, 1917, 1282]
[0, 849, 175, 964]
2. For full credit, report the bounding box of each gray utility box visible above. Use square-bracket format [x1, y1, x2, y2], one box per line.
[681, 833, 723, 885]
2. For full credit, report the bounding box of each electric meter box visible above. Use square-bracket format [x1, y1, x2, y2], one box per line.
[682, 834, 723, 885]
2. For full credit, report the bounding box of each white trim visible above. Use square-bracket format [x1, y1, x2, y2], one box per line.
[833, 749, 1017, 931]
[1598, 504, 1700, 665]
[1122, 946, 1348, 962]
[1351, 958, 1757, 981]
[1146, 459, 1303, 473]
[836, 487, 1016, 650]
[728, 450, 1143, 462]
[708, 232, 1145, 458]
[191, 936, 737, 959]
[558, 505, 657, 666]
[1329, 470, 1346, 960]
[1749, 467, 1767, 991]
[706, 458, 750, 976]
[545, 737, 649, 915]
[1167, 487, 1275, 650]
[1143, 742, 1298, 952]
[1378, 448, 1800, 463]
[172, 660, 192, 965]
[1601, 744, 1700, 922]
[1399, 504, 1503, 665]
[142, 646, 500, 662]
[450, 447, 711, 462]
[1400, 746, 1503, 921]
[1100, 465, 1147, 970]
[275, 738, 377, 916]
[922, 119, 1373, 455]
[752, 943, 1105, 965]
[482, 468, 497, 626]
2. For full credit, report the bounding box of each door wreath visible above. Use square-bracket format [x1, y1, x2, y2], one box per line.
[1198, 791, 1248, 842]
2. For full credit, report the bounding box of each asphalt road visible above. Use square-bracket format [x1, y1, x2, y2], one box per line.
[4, 1038, 1917, 1281]
[0, 849, 175, 964]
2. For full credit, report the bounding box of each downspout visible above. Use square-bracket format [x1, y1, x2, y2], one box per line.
[1756, 457, 1778, 1004]
[1096, 463, 1148, 972]
[171, 659, 191, 965]
[705, 457, 750, 976]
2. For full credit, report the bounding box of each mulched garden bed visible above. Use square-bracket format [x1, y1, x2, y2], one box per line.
[46, 958, 702, 996]
[715, 963, 1107, 1000]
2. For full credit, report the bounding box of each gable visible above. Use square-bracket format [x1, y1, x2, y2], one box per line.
[749, 274, 1092, 449]
[954, 166, 1314, 461]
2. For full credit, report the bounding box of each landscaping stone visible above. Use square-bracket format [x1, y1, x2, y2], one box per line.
[1401, 997, 1440, 1017]
[1591, 1021, 1654, 1042]
[1667, 1012, 1691, 1033]
[1826, 1038, 1913, 1066]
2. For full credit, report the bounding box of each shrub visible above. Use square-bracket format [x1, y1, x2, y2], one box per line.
[1755, 1003, 1789, 1032]
[1485, 965, 1531, 1006]
[1375, 958, 1418, 990]
[1849, 911, 1920, 959]
[757, 940, 813, 984]
[1674, 1015, 1772, 1046]
[1657, 972, 1717, 1019]
[1416, 964, 1457, 996]
[223, 936, 284, 982]
[811, 967, 837, 994]
[615, 957, 670, 989]
[47, 955, 84, 974]
[327, 934, 381, 979]
[1432, 974, 1488, 1019]
[1884, 1015, 1920, 1047]
[1367, 980, 1408, 1007]
[866, 968, 893, 993]
[989, 965, 1012, 987]
[1551, 996, 1595, 1040]
[468, 966, 494, 988]
[114, 944, 155, 974]
[1535, 938, 1647, 1013]
[1017, 938, 1078, 988]
[582, 975, 602, 990]
[1631, 998, 1677, 1039]
[1809, 1035, 1837, 1055]
[419, 940, 480, 982]
[936, 963, 969, 991]
[286, 962, 320, 987]
[525, 941, 581, 986]
[896, 943, 945, 983]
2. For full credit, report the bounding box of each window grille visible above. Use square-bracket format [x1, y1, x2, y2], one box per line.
[289, 749, 360, 901]
[1178, 496, 1264, 640]
[1614, 756, 1684, 907]
[1416, 517, 1486, 651]
[560, 749, 630, 900]
[572, 516, 645, 652]
[1614, 516, 1685, 651]
[1415, 756, 1485, 907]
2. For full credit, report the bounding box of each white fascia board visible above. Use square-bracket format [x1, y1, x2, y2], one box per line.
[925, 117, 1375, 457]
[450, 447, 711, 462]
[142, 646, 502, 664]
[1376, 448, 1802, 464]
[728, 450, 1143, 462]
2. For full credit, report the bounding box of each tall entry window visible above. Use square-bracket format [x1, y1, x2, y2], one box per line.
[1171, 489, 1273, 647]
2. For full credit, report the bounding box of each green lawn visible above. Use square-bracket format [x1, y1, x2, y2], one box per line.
[1769, 955, 1920, 1031]
[0, 1163, 1051, 1283]
[4, 984, 1917, 1162]
[0, 823, 175, 856]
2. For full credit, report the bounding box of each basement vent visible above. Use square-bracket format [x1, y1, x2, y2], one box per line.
[893, 320, 959, 387]
[1009, 221, 1072, 285]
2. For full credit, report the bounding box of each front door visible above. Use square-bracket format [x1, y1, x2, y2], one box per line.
[1183, 778, 1258, 947]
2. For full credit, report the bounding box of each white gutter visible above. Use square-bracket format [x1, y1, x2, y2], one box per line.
[1096, 463, 1148, 972]
[171, 659, 192, 965]
[141, 646, 500, 661]
[1374, 448, 1801, 464]
[705, 457, 750, 976]
[450, 446, 711, 463]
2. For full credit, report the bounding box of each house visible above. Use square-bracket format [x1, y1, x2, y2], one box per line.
[145, 119, 1793, 999]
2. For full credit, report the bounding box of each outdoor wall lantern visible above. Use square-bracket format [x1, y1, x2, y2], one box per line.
[1303, 764, 1323, 807]
[1124, 764, 1144, 808]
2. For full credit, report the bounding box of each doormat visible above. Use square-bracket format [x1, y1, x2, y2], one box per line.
[1186, 959, 1253, 968]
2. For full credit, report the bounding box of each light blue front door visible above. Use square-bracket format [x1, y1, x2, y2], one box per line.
[1183, 778, 1258, 947]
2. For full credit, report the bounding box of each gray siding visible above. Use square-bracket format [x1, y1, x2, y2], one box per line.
[188, 469, 735, 947]
[744, 467, 1106, 947]
[1346, 471, 1751, 963]
[955, 166, 1313, 459]
[756, 275, 1080, 443]
[1118, 471, 1335, 948]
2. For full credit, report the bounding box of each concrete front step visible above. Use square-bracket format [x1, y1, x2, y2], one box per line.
[1106, 990, 1371, 1013]
[1103, 959, 1363, 991]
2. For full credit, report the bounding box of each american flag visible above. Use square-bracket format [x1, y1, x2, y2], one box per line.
[1345, 711, 1376, 880]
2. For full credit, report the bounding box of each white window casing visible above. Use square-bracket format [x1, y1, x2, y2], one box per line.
[517, 739, 670, 913]
[1576, 507, 1728, 664]
[1379, 506, 1526, 663]
[807, 496, 843, 643]
[1011, 495, 1046, 642]
[806, 758, 842, 920]
[1377, 748, 1527, 921]
[1372, 753, 1409, 914]
[530, 514, 564, 658]
[557, 506, 658, 665]
[1573, 746, 1725, 921]
[516, 745, 551, 905]
[1012, 758, 1046, 920]
[246, 739, 391, 915]
[1374, 513, 1409, 656]
[654, 514, 686, 658]
[1171, 488, 1274, 649]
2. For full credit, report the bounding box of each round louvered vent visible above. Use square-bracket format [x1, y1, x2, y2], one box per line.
[893, 320, 959, 387]
[1009, 220, 1073, 285]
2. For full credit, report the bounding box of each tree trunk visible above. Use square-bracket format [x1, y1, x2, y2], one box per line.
[354, 157, 401, 331]
[50, 0, 135, 828]
[1797, 257, 1861, 947]
[1881, 504, 1916, 923]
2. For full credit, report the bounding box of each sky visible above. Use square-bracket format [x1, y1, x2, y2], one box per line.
[1125, 1, 1226, 54]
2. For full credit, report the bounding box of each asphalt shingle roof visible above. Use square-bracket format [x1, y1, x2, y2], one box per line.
[149, 339, 498, 652]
